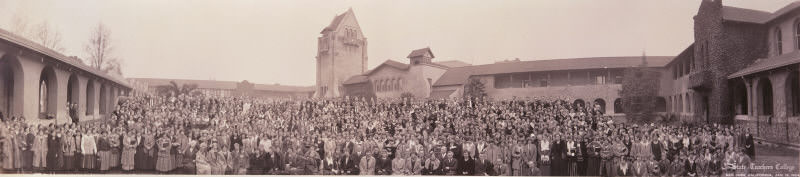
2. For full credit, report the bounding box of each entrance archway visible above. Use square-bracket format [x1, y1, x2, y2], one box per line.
[787, 71, 800, 116]
[573, 99, 585, 109]
[0, 55, 24, 120]
[655, 97, 667, 112]
[757, 77, 774, 115]
[67, 74, 79, 123]
[614, 98, 623, 113]
[39, 66, 58, 119]
[86, 80, 95, 116]
[732, 80, 749, 115]
[593, 98, 606, 114]
[100, 84, 108, 115]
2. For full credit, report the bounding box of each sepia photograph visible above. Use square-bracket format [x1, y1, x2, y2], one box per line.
[0, 0, 798, 176]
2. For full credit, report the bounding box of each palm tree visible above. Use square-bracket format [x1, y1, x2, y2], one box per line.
[155, 81, 200, 97]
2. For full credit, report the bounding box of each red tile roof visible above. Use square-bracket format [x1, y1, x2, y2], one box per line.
[0, 27, 131, 88]
[364, 59, 409, 75]
[721, 2, 800, 24]
[407, 47, 434, 58]
[321, 8, 353, 34]
[728, 51, 800, 79]
[722, 6, 772, 24]
[435, 60, 471, 68]
[433, 56, 674, 87]
[131, 78, 314, 92]
[343, 75, 370, 85]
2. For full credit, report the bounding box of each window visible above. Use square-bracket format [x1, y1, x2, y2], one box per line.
[796, 20, 800, 50]
[39, 80, 48, 115]
[776, 28, 783, 55]
[494, 74, 511, 89]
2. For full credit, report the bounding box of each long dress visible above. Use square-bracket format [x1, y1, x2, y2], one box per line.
[586, 144, 602, 176]
[81, 134, 97, 170]
[22, 133, 33, 170]
[134, 136, 147, 170]
[1, 136, 13, 169]
[156, 137, 172, 172]
[13, 134, 23, 169]
[539, 140, 551, 176]
[121, 135, 137, 171]
[109, 134, 121, 169]
[98, 136, 112, 171]
[196, 151, 211, 175]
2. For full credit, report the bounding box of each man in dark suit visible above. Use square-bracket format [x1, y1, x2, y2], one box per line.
[441, 151, 458, 175]
[744, 129, 755, 160]
[339, 152, 359, 175]
[474, 152, 493, 176]
[375, 151, 392, 175]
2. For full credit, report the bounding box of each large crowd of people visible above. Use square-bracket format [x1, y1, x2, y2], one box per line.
[0, 94, 757, 176]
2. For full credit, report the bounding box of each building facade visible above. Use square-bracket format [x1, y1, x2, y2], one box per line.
[341, 47, 464, 99]
[131, 78, 315, 99]
[433, 56, 673, 115]
[0, 28, 131, 125]
[316, 8, 368, 98]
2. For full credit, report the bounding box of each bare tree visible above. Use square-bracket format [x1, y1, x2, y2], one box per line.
[32, 21, 65, 53]
[9, 14, 66, 53]
[84, 23, 122, 75]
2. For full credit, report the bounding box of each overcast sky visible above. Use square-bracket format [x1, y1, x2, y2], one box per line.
[0, 0, 795, 86]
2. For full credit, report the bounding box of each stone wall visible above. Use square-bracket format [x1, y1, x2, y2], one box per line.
[736, 116, 800, 146]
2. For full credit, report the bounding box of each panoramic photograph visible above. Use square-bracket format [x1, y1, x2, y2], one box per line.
[0, 0, 798, 176]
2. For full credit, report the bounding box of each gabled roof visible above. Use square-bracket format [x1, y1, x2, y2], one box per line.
[722, 6, 772, 24]
[435, 60, 471, 68]
[0, 28, 131, 88]
[321, 8, 353, 34]
[433, 56, 674, 87]
[407, 47, 434, 58]
[364, 60, 409, 75]
[721, 1, 800, 24]
[728, 51, 800, 79]
[342, 75, 370, 85]
[131, 78, 314, 92]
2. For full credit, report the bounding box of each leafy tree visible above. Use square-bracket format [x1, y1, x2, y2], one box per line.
[463, 77, 487, 99]
[619, 67, 660, 123]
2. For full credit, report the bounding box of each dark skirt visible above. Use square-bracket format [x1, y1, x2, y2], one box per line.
[62, 155, 75, 170]
[22, 150, 33, 169]
[82, 154, 96, 169]
[586, 157, 601, 176]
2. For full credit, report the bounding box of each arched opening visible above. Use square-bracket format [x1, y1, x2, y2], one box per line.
[614, 98, 623, 113]
[655, 97, 667, 112]
[731, 80, 749, 115]
[787, 71, 800, 116]
[86, 80, 95, 115]
[100, 84, 108, 115]
[757, 78, 774, 115]
[573, 99, 585, 108]
[39, 66, 58, 119]
[593, 99, 606, 114]
[67, 74, 79, 123]
[0, 55, 24, 120]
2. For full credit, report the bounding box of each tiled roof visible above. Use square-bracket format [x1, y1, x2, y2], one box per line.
[722, 6, 772, 24]
[721, 2, 800, 24]
[0, 27, 131, 88]
[342, 75, 370, 85]
[131, 78, 314, 92]
[433, 56, 674, 87]
[728, 51, 800, 79]
[320, 8, 352, 34]
[364, 60, 409, 75]
[407, 47, 434, 58]
[435, 60, 471, 68]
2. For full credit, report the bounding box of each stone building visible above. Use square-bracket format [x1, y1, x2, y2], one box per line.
[130, 78, 315, 99]
[342, 47, 469, 98]
[315, 8, 368, 98]
[0, 28, 132, 125]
